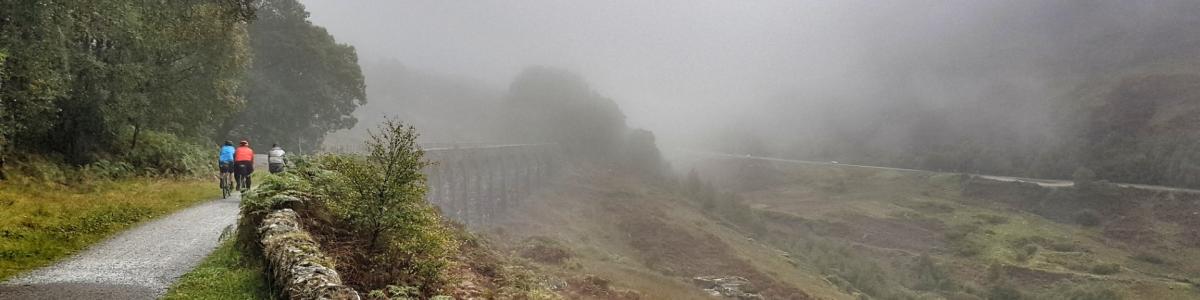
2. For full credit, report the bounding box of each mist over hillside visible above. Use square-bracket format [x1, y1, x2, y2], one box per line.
[720, 0, 1200, 186]
[306, 0, 1200, 187]
[324, 61, 504, 150]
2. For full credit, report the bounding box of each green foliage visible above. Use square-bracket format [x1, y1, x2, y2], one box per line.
[122, 131, 211, 177]
[238, 121, 453, 294]
[318, 121, 437, 250]
[229, 0, 365, 152]
[163, 238, 271, 300]
[0, 177, 218, 280]
[0, 0, 252, 166]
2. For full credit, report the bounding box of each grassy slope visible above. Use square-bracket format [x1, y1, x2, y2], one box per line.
[484, 166, 843, 300]
[696, 158, 1200, 299]
[484, 158, 1200, 299]
[163, 238, 271, 300]
[0, 177, 220, 280]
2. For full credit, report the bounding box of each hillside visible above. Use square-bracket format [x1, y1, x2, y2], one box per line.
[688, 155, 1200, 299]
[725, 0, 1200, 189]
[477, 156, 1200, 299]
[482, 164, 836, 299]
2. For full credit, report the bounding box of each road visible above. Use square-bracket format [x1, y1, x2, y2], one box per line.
[676, 149, 1200, 194]
[0, 195, 241, 300]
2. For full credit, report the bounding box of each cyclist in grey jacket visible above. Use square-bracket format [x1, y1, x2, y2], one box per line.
[268, 144, 287, 174]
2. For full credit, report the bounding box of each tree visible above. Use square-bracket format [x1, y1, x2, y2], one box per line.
[0, 0, 253, 167]
[504, 67, 627, 159]
[310, 120, 451, 291]
[228, 0, 366, 153]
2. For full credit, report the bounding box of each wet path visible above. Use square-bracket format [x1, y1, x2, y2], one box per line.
[0, 195, 240, 300]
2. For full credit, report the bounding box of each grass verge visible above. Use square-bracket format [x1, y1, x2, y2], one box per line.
[0, 177, 219, 280]
[163, 238, 271, 300]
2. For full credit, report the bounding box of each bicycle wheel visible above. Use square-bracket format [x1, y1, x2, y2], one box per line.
[220, 176, 230, 199]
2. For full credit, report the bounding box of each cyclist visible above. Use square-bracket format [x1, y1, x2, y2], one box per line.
[268, 143, 286, 174]
[218, 141, 236, 193]
[234, 140, 255, 191]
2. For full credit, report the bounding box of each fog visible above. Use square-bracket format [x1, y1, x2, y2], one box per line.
[301, 0, 855, 142]
[304, 0, 1200, 178]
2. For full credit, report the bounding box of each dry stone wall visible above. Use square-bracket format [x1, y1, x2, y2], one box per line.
[258, 209, 360, 300]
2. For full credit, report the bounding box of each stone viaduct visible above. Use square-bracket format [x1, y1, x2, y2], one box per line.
[421, 143, 562, 226]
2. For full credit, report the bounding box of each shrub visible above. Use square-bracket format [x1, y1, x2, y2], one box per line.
[78, 160, 135, 181]
[123, 131, 211, 177]
[1131, 253, 1166, 265]
[1047, 241, 1086, 252]
[317, 121, 438, 246]
[1074, 209, 1102, 227]
[1015, 244, 1038, 262]
[1089, 263, 1121, 275]
[310, 121, 453, 290]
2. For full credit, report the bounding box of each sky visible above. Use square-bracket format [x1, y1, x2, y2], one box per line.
[297, 0, 1200, 149]
[298, 0, 873, 141]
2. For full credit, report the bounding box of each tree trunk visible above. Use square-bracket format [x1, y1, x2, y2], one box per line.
[130, 122, 141, 151]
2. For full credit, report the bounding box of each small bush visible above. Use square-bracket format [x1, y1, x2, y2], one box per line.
[518, 236, 573, 265]
[1131, 253, 1166, 265]
[1047, 241, 1086, 252]
[123, 131, 211, 177]
[1074, 209, 1102, 227]
[1089, 263, 1121, 275]
[1015, 244, 1038, 262]
[312, 121, 452, 291]
[78, 160, 135, 181]
[236, 121, 455, 295]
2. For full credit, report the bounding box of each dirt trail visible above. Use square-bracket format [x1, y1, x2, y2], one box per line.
[0, 195, 240, 300]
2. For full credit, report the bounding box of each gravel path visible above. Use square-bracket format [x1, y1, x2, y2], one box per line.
[0, 195, 241, 300]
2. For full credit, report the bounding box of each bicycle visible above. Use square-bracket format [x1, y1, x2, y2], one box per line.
[235, 163, 252, 192]
[219, 162, 234, 199]
[219, 172, 232, 199]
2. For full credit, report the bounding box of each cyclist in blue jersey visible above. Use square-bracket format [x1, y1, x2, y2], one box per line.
[218, 141, 236, 197]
